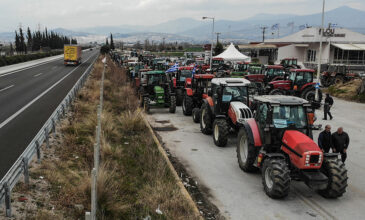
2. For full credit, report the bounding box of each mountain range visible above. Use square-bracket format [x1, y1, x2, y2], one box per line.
[1, 6, 365, 44]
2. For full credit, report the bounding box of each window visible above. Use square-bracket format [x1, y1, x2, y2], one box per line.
[272, 106, 307, 128]
[258, 104, 268, 126]
[306, 49, 317, 62]
[222, 86, 248, 103]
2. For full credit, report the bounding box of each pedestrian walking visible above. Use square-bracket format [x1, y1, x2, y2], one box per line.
[332, 127, 350, 163]
[318, 125, 333, 153]
[323, 93, 334, 120]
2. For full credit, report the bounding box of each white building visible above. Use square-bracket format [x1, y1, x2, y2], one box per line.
[265, 27, 365, 70]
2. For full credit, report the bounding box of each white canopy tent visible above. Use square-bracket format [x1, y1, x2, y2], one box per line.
[214, 43, 251, 62]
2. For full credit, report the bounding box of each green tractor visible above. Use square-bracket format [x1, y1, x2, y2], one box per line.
[140, 71, 176, 114]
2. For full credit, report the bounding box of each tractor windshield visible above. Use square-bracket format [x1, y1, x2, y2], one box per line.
[222, 86, 248, 103]
[180, 70, 192, 82]
[148, 75, 164, 85]
[266, 68, 285, 77]
[272, 105, 307, 129]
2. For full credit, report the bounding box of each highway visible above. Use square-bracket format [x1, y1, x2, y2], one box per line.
[0, 50, 99, 180]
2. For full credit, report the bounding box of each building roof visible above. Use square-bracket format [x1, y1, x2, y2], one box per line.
[265, 27, 365, 44]
[238, 43, 279, 50]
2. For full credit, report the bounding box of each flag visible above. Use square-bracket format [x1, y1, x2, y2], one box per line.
[192, 65, 197, 76]
[271, 24, 279, 30]
[331, 23, 338, 28]
[166, 62, 179, 73]
[299, 25, 306, 30]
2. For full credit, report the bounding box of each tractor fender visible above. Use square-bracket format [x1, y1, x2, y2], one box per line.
[173, 78, 177, 88]
[242, 119, 262, 147]
[262, 153, 286, 161]
[185, 88, 193, 96]
[301, 83, 315, 91]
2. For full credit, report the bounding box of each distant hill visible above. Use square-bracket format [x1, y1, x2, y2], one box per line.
[1, 6, 365, 43]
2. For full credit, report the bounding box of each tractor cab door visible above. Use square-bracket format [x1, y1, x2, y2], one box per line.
[255, 103, 269, 145]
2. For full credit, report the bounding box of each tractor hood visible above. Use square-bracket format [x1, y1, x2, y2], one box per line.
[245, 74, 264, 82]
[228, 102, 253, 125]
[282, 130, 323, 170]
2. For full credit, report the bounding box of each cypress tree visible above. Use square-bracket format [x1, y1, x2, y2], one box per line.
[26, 27, 32, 52]
[19, 27, 26, 54]
[15, 31, 20, 53]
[110, 33, 115, 50]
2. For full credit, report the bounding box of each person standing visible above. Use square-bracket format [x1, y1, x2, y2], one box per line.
[323, 93, 334, 120]
[332, 127, 350, 163]
[318, 125, 333, 153]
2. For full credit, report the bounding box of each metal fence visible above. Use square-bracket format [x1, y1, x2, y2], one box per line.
[0, 55, 98, 217]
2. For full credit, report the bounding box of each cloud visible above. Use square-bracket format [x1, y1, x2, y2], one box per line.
[0, 0, 363, 31]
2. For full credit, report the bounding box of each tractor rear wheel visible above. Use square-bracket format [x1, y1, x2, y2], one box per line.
[176, 89, 183, 106]
[236, 128, 258, 172]
[144, 97, 150, 114]
[334, 76, 344, 85]
[269, 89, 285, 95]
[192, 108, 200, 123]
[262, 158, 290, 199]
[169, 95, 176, 113]
[213, 119, 229, 147]
[182, 94, 193, 116]
[318, 158, 348, 198]
[200, 103, 213, 135]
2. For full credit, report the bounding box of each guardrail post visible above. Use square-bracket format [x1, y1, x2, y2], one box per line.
[4, 182, 11, 217]
[22, 157, 29, 186]
[91, 168, 97, 220]
[45, 128, 50, 148]
[36, 140, 41, 163]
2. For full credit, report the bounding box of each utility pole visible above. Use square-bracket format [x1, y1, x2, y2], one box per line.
[316, 0, 326, 101]
[260, 26, 268, 42]
[162, 37, 165, 50]
[215, 32, 221, 44]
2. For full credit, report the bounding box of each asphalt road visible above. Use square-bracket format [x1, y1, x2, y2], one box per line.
[0, 50, 99, 179]
[146, 98, 365, 220]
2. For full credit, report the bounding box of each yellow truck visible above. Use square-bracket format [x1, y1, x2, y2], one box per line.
[64, 45, 82, 66]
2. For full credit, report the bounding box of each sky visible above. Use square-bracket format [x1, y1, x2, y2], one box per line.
[0, 0, 365, 32]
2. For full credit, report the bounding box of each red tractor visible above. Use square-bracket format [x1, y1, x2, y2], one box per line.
[245, 65, 287, 94]
[200, 78, 253, 147]
[266, 69, 322, 107]
[236, 95, 348, 199]
[321, 65, 359, 87]
[166, 66, 195, 106]
[182, 74, 215, 123]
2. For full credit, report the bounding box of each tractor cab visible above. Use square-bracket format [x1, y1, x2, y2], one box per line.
[247, 63, 264, 75]
[232, 62, 250, 77]
[211, 78, 251, 116]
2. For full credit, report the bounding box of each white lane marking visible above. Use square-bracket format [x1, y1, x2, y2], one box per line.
[33, 73, 43, 77]
[0, 85, 14, 92]
[0, 53, 97, 129]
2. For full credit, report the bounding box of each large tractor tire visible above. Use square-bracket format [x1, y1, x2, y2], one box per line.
[269, 89, 285, 95]
[236, 128, 258, 172]
[318, 158, 348, 198]
[262, 158, 290, 199]
[144, 97, 150, 114]
[176, 89, 183, 106]
[212, 119, 229, 147]
[334, 76, 345, 85]
[182, 94, 193, 116]
[169, 95, 176, 113]
[200, 103, 213, 135]
[192, 108, 200, 123]
[301, 87, 323, 104]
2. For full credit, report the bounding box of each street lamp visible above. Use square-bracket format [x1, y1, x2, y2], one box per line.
[202, 16, 215, 70]
[316, 0, 325, 101]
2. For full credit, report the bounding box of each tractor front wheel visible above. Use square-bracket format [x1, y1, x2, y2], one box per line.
[144, 97, 150, 114]
[262, 158, 290, 199]
[213, 119, 229, 147]
[236, 128, 258, 172]
[192, 108, 200, 123]
[182, 94, 193, 116]
[169, 95, 176, 113]
[318, 158, 348, 198]
[301, 87, 322, 104]
[200, 103, 213, 135]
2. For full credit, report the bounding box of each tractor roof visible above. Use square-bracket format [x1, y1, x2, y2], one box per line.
[267, 65, 284, 69]
[254, 95, 310, 106]
[146, 70, 165, 75]
[290, 69, 315, 73]
[212, 78, 251, 86]
[194, 74, 215, 79]
[179, 66, 194, 70]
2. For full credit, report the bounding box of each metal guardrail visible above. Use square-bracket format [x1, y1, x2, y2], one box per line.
[0, 55, 98, 217]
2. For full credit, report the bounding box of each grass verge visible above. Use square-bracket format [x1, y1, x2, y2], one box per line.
[326, 79, 365, 103]
[11, 55, 201, 219]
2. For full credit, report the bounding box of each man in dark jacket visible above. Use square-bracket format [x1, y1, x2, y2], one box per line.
[332, 127, 350, 163]
[323, 93, 334, 120]
[318, 125, 333, 153]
